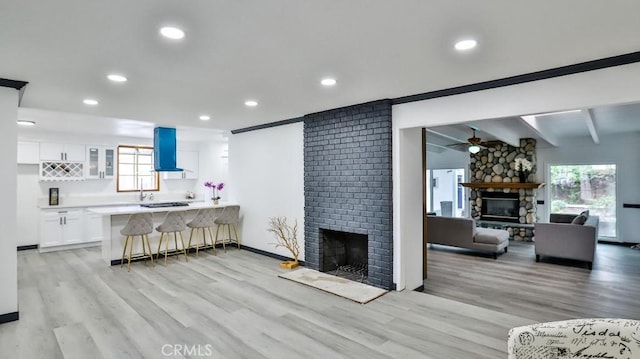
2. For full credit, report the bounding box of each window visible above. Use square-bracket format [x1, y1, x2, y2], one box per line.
[426, 168, 466, 217]
[549, 164, 616, 239]
[117, 145, 159, 192]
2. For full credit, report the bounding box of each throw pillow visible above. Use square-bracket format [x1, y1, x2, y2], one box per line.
[579, 210, 590, 218]
[571, 214, 588, 225]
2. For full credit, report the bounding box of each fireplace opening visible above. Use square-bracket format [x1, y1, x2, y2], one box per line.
[321, 229, 368, 282]
[481, 191, 519, 222]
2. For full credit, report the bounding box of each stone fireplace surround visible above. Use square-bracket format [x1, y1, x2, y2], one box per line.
[469, 139, 538, 241]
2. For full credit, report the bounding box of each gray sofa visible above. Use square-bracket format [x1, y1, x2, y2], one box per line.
[534, 213, 599, 269]
[426, 215, 509, 259]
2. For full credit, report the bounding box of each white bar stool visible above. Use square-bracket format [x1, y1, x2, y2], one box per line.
[156, 211, 189, 266]
[120, 213, 155, 271]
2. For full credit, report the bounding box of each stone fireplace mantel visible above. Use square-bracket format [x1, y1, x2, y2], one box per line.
[460, 182, 545, 189]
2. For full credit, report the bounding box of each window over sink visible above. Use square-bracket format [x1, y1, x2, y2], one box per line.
[117, 145, 159, 192]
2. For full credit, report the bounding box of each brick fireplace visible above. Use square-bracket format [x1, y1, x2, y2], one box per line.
[303, 100, 393, 290]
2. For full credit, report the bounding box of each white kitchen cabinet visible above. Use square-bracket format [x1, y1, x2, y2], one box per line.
[86, 145, 115, 179]
[163, 150, 199, 180]
[17, 141, 40, 164]
[40, 211, 64, 247]
[84, 210, 104, 243]
[40, 142, 86, 162]
[40, 209, 84, 248]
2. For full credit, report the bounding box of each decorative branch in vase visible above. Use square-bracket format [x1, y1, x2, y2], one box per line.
[204, 181, 224, 204]
[267, 217, 300, 269]
[514, 158, 533, 183]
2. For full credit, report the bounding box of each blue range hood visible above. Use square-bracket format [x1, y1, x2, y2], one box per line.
[153, 127, 183, 172]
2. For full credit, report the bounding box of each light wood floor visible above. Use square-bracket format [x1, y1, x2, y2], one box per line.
[1, 242, 639, 358]
[425, 241, 640, 323]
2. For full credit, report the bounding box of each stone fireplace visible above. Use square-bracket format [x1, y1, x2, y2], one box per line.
[469, 138, 538, 241]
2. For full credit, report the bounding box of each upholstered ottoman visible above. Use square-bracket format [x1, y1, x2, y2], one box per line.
[508, 318, 640, 358]
[474, 227, 509, 259]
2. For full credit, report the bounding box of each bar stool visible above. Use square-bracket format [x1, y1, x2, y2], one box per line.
[120, 213, 155, 271]
[214, 205, 241, 251]
[186, 208, 218, 256]
[156, 211, 189, 266]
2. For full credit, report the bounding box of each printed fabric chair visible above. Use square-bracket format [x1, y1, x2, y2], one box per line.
[507, 318, 640, 358]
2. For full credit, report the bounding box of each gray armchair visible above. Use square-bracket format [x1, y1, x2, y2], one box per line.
[534, 214, 599, 269]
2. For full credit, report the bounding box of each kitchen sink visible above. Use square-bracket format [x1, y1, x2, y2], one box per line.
[139, 202, 189, 208]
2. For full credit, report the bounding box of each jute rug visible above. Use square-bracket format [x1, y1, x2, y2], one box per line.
[278, 267, 388, 304]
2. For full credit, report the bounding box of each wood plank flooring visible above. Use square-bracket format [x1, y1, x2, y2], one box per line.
[1, 241, 639, 358]
[424, 241, 640, 323]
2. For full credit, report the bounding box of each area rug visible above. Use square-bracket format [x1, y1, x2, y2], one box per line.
[278, 268, 388, 304]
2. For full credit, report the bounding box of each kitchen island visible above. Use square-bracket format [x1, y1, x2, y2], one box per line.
[87, 202, 237, 265]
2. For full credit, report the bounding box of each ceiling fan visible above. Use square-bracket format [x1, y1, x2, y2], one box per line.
[446, 128, 499, 153]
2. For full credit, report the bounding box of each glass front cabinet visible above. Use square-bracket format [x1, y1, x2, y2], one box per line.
[86, 145, 115, 180]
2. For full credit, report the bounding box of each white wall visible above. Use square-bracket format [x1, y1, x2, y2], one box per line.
[197, 140, 229, 200]
[392, 126, 423, 291]
[1, 87, 18, 317]
[536, 133, 640, 243]
[426, 149, 469, 170]
[228, 123, 305, 260]
[394, 62, 640, 131]
[16, 130, 228, 246]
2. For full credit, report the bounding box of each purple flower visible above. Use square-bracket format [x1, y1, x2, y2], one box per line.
[204, 181, 213, 188]
[217, 183, 224, 191]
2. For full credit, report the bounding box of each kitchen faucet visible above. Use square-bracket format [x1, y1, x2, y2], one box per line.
[140, 186, 147, 201]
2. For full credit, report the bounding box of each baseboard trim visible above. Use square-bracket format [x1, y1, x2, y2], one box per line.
[240, 245, 306, 266]
[17, 244, 38, 251]
[599, 240, 639, 246]
[0, 311, 19, 324]
[39, 241, 100, 253]
[110, 243, 305, 266]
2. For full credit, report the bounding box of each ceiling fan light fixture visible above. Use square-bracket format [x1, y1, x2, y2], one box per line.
[468, 145, 481, 154]
[455, 39, 477, 51]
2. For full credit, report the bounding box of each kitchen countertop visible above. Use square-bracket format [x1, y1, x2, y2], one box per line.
[38, 198, 202, 210]
[86, 201, 237, 216]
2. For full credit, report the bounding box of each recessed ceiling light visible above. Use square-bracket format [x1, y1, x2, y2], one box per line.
[17, 120, 35, 126]
[107, 74, 127, 82]
[160, 26, 185, 40]
[245, 100, 258, 107]
[199, 115, 210, 121]
[321, 78, 337, 86]
[83, 99, 99, 105]
[455, 39, 477, 51]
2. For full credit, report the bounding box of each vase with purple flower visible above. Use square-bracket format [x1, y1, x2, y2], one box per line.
[205, 181, 224, 205]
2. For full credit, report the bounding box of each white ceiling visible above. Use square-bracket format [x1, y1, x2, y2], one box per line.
[2, 1, 640, 134]
[426, 102, 640, 152]
[17, 108, 227, 142]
